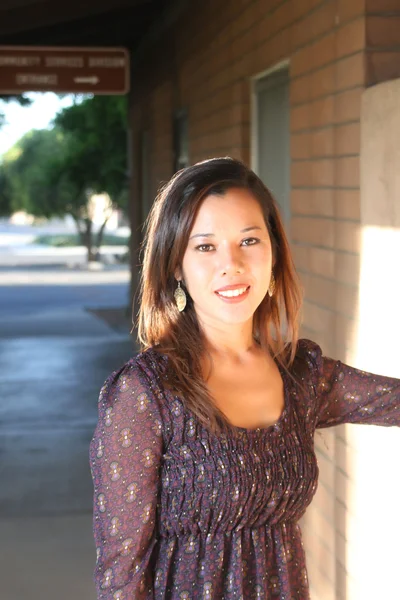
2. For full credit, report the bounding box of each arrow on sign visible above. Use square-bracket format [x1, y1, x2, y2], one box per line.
[73, 76, 99, 85]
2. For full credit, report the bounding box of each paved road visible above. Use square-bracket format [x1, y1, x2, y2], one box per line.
[0, 265, 137, 600]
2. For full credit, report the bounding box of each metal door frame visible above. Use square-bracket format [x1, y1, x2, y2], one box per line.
[250, 58, 290, 175]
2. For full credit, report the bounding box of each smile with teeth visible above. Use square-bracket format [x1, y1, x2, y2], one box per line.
[216, 286, 249, 298]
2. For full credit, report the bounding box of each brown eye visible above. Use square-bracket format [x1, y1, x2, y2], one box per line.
[241, 237, 260, 246]
[195, 244, 214, 252]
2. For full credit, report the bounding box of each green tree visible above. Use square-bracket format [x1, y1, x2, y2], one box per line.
[50, 95, 129, 260]
[0, 95, 129, 262]
[0, 128, 65, 217]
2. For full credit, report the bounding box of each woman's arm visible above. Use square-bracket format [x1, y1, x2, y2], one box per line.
[300, 339, 400, 429]
[89, 358, 163, 599]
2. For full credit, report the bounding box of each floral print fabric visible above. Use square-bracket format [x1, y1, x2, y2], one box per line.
[89, 339, 400, 599]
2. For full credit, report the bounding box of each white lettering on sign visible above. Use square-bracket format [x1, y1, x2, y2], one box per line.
[88, 57, 125, 68]
[0, 56, 41, 67]
[16, 74, 58, 86]
[45, 57, 84, 68]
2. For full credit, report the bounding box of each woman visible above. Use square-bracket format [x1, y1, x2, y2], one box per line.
[90, 157, 400, 599]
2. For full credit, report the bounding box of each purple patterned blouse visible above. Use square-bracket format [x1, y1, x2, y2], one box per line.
[89, 339, 400, 599]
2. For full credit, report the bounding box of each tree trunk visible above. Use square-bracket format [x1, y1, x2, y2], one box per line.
[83, 219, 96, 262]
[71, 214, 96, 263]
[95, 216, 111, 258]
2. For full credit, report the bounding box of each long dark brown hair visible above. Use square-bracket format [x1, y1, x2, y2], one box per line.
[136, 157, 303, 434]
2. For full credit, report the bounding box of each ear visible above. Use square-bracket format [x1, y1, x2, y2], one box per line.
[174, 267, 182, 281]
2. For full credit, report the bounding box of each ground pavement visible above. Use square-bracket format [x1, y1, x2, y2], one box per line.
[0, 265, 136, 600]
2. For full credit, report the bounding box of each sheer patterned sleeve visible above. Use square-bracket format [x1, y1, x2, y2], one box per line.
[299, 339, 400, 430]
[89, 358, 163, 599]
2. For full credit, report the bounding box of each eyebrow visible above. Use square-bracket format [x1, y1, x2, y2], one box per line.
[189, 226, 263, 240]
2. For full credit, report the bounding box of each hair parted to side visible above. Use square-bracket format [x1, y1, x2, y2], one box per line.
[136, 157, 304, 435]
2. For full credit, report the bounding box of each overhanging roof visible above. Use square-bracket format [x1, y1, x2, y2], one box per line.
[0, 0, 166, 48]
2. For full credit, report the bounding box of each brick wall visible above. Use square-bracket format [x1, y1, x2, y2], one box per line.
[129, 1, 398, 597]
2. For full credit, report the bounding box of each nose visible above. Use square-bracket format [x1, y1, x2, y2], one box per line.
[219, 243, 245, 275]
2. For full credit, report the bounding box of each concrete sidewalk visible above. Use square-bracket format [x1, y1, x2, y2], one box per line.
[0, 267, 137, 600]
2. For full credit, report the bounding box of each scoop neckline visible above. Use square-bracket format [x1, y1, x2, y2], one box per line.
[145, 346, 290, 436]
[227, 361, 289, 435]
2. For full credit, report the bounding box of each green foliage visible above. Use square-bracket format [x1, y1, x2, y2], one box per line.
[0, 128, 66, 218]
[0, 95, 129, 261]
[54, 95, 128, 203]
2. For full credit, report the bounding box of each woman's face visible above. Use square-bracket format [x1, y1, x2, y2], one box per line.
[178, 187, 273, 327]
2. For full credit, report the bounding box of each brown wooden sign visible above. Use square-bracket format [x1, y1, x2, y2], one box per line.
[0, 46, 130, 94]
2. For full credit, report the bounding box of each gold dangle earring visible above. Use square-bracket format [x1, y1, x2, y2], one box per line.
[174, 280, 187, 312]
[268, 272, 276, 297]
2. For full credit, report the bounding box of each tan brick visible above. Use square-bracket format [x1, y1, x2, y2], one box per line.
[334, 122, 361, 156]
[255, 14, 273, 45]
[311, 1, 338, 39]
[316, 428, 337, 463]
[306, 532, 337, 585]
[311, 127, 335, 157]
[317, 450, 336, 490]
[256, 0, 283, 18]
[335, 281, 359, 318]
[312, 159, 335, 187]
[335, 468, 351, 509]
[270, 0, 298, 37]
[312, 32, 336, 70]
[230, 27, 258, 61]
[291, 189, 311, 215]
[310, 96, 335, 128]
[366, 51, 400, 86]
[291, 188, 335, 217]
[291, 216, 335, 247]
[291, 132, 311, 159]
[335, 189, 360, 220]
[268, 27, 291, 64]
[335, 313, 359, 353]
[290, 217, 334, 246]
[366, 0, 400, 8]
[303, 301, 336, 339]
[307, 274, 337, 311]
[290, 75, 311, 105]
[313, 478, 336, 522]
[334, 498, 347, 540]
[291, 45, 314, 77]
[335, 252, 360, 285]
[312, 188, 335, 216]
[335, 156, 360, 188]
[310, 247, 335, 278]
[338, 0, 365, 24]
[291, 13, 314, 50]
[291, 0, 315, 21]
[367, 16, 400, 47]
[291, 242, 310, 271]
[290, 103, 311, 131]
[335, 436, 353, 476]
[335, 220, 361, 253]
[336, 554, 349, 599]
[291, 160, 313, 186]
[257, 29, 291, 72]
[336, 17, 366, 59]
[334, 87, 362, 124]
[336, 53, 365, 91]
[310, 64, 336, 99]
[308, 561, 336, 600]
[231, 51, 256, 80]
